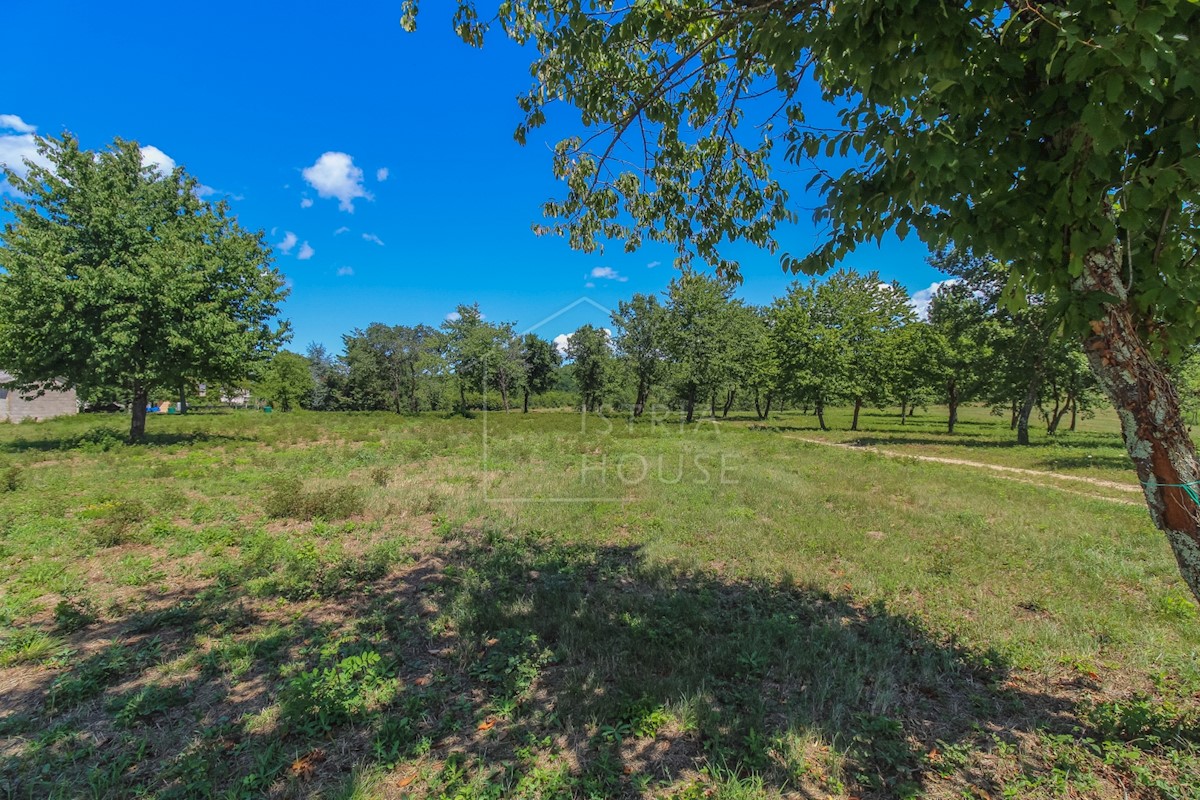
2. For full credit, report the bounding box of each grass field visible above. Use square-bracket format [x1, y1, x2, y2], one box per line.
[1, 406, 1198, 799]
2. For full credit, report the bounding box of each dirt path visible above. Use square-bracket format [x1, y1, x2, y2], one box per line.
[784, 435, 1143, 506]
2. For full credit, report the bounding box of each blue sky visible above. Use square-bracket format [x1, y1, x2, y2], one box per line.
[1, 0, 948, 352]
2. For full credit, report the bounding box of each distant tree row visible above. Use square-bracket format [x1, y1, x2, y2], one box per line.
[252, 258, 1103, 443]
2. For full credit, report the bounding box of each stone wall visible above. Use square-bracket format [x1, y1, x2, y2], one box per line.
[0, 387, 79, 422]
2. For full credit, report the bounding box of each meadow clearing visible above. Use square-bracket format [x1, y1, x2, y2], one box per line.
[0, 406, 1197, 799]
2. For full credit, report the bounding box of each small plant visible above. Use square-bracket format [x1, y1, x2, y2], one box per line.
[0, 626, 61, 666]
[54, 596, 98, 632]
[264, 478, 364, 520]
[109, 683, 191, 728]
[81, 499, 150, 547]
[279, 649, 397, 736]
[1, 464, 22, 492]
[370, 466, 390, 487]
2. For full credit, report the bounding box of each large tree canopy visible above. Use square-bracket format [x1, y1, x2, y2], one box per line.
[406, 0, 1200, 601]
[0, 134, 289, 440]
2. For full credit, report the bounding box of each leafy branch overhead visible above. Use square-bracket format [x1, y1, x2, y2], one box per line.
[407, 0, 1198, 342]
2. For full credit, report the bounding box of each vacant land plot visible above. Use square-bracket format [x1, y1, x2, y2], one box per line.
[0, 409, 1197, 799]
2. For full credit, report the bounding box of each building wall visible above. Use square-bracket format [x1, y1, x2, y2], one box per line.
[0, 387, 79, 422]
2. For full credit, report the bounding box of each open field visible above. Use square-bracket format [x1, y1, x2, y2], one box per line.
[1, 408, 1198, 799]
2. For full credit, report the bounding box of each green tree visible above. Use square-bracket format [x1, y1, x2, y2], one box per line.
[520, 333, 561, 413]
[662, 272, 735, 423]
[928, 284, 995, 434]
[254, 351, 315, 412]
[888, 322, 947, 425]
[416, 0, 1200, 600]
[0, 134, 288, 441]
[566, 325, 613, 413]
[611, 293, 666, 417]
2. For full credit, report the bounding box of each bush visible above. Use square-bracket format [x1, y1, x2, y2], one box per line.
[1, 465, 22, 492]
[279, 650, 397, 736]
[264, 479, 364, 520]
[79, 499, 150, 547]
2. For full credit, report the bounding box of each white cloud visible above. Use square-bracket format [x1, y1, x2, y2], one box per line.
[376, 167, 389, 182]
[140, 145, 176, 176]
[302, 151, 372, 212]
[276, 231, 298, 255]
[552, 334, 570, 355]
[337, 266, 354, 277]
[0, 115, 51, 193]
[590, 266, 627, 282]
[300, 198, 313, 208]
[334, 226, 350, 235]
[297, 242, 315, 260]
[646, 260, 661, 269]
[0, 114, 36, 134]
[194, 184, 216, 198]
[584, 282, 595, 288]
[362, 232, 384, 246]
[909, 279, 960, 319]
[445, 311, 462, 322]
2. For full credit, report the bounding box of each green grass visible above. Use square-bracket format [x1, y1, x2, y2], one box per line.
[0, 406, 1196, 799]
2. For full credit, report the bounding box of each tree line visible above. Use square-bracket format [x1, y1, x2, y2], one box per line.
[256, 254, 1103, 443]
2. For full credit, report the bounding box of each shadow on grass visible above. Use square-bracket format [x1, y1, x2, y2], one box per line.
[0, 530, 1077, 799]
[0, 426, 251, 453]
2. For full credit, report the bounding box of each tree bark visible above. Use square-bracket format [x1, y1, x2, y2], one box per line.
[1017, 368, 1042, 446]
[634, 380, 649, 417]
[947, 381, 959, 434]
[130, 384, 148, 442]
[1080, 242, 1200, 603]
[685, 388, 696, 424]
[754, 389, 763, 420]
[851, 397, 863, 431]
[722, 389, 735, 418]
[815, 399, 828, 431]
[900, 400, 908, 424]
[523, 387, 530, 413]
[1070, 399, 1077, 431]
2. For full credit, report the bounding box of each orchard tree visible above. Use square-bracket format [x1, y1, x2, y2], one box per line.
[566, 325, 613, 413]
[0, 135, 288, 441]
[928, 284, 995, 434]
[410, 1, 1200, 600]
[662, 272, 735, 423]
[254, 351, 315, 411]
[611, 293, 666, 417]
[520, 333, 560, 412]
[889, 322, 947, 424]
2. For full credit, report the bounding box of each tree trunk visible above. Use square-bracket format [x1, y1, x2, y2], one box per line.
[409, 365, 419, 413]
[1010, 400, 1019, 430]
[1080, 242, 1200, 603]
[947, 381, 959, 434]
[722, 389, 735, 418]
[710, 392, 717, 418]
[685, 389, 696, 424]
[459, 383, 467, 416]
[815, 399, 828, 432]
[764, 394, 773, 418]
[1070, 398, 1078, 431]
[754, 389, 763, 420]
[634, 380, 648, 417]
[523, 387, 530, 413]
[1017, 369, 1042, 446]
[500, 383, 509, 412]
[851, 397, 863, 431]
[130, 384, 148, 442]
[900, 400, 907, 424]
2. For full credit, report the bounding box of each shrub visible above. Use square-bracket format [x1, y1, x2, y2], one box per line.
[264, 479, 364, 520]
[279, 650, 396, 736]
[1, 465, 22, 492]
